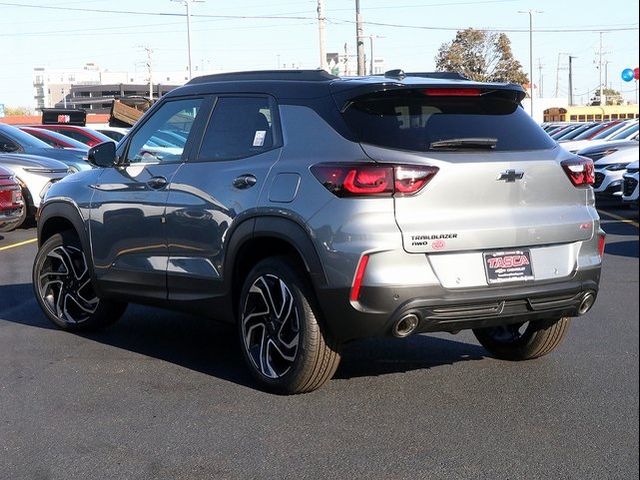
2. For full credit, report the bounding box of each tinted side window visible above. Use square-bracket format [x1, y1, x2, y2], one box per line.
[126, 98, 203, 164]
[198, 97, 275, 161]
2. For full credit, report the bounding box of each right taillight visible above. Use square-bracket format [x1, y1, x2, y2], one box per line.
[561, 157, 595, 187]
[311, 163, 438, 197]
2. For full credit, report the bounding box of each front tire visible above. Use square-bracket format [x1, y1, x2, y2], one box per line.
[238, 256, 341, 394]
[33, 231, 127, 332]
[473, 317, 571, 360]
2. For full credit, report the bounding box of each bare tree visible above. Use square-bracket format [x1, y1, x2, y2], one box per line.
[435, 28, 528, 85]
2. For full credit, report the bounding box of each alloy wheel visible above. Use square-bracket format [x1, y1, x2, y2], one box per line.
[241, 274, 300, 379]
[36, 245, 98, 324]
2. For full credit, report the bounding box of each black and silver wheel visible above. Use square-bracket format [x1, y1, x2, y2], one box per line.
[33, 231, 127, 331]
[473, 317, 571, 361]
[239, 256, 340, 394]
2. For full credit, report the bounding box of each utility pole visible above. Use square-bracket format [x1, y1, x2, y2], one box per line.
[171, 0, 204, 80]
[568, 55, 576, 106]
[143, 46, 154, 100]
[355, 0, 365, 76]
[518, 9, 543, 117]
[317, 0, 327, 71]
[537, 58, 544, 98]
[598, 32, 604, 106]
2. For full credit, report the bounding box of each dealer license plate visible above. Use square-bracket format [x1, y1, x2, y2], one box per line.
[483, 249, 534, 284]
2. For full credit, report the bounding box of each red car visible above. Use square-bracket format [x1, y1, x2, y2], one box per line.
[0, 165, 24, 232]
[19, 126, 89, 150]
[28, 125, 113, 147]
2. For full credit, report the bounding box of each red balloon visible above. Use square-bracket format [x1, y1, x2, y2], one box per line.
[635, 67, 640, 80]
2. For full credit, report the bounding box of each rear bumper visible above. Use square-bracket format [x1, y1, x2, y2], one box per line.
[316, 267, 601, 342]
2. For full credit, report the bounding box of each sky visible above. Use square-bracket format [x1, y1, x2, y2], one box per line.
[0, 0, 638, 108]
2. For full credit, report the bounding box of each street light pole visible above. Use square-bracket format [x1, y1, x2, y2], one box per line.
[171, 0, 204, 80]
[518, 9, 542, 118]
[355, 0, 365, 76]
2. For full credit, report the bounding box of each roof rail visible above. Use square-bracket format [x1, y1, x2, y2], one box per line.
[186, 69, 338, 85]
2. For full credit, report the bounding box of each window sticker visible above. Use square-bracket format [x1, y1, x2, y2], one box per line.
[253, 130, 266, 147]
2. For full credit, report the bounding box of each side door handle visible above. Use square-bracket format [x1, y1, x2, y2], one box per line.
[233, 174, 257, 189]
[147, 176, 168, 190]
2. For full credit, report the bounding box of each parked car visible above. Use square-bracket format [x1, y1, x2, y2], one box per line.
[562, 120, 639, 153]
[19, 126, 89, 151]
[553, 122, 598, 141]
[29, 125, 114, 147]
[0, 123, 91, 172]
[0, 165, 24, 232]
[590, 146, 639, 199]
[96, 127, 129, 143]
[622, 161, 639, 206]
[551, 123, 591, 140]
[0, 154, 68, 230]
[33, 70, 604, 394]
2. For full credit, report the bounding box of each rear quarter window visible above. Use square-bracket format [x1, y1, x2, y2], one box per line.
[342, 89, 556, 152]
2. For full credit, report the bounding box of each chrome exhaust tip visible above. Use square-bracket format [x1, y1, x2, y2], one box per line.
[578, 292, 596, 315]
[392, 313, 420, 338]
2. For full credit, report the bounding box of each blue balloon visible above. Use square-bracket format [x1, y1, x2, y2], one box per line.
[622, 68, 634, 82]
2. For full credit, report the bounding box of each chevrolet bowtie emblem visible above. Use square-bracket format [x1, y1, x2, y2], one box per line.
[497, 169, 525, 182]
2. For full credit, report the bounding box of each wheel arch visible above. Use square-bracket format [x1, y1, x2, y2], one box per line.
[224, 215, 328, 320]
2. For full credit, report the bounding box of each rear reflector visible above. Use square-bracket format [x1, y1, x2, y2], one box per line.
[311, 163, 438, 197]
[350, 254, 370, 302]
[422, 88, 482, 97]
[561, 157, 595, 187]
[598, 233, 606, 258]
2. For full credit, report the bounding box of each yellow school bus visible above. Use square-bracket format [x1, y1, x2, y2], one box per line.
[543, 105, 639, 123]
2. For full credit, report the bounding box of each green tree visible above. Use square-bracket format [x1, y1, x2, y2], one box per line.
[435, 28, 529, 85]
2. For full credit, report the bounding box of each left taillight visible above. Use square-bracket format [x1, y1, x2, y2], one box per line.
[561, 157, 595, 187]
[311, 163, 438, 197]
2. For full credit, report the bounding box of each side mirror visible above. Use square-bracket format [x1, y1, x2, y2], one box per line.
[87, 141, 117, 167]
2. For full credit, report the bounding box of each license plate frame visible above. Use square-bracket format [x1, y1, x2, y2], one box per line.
[483, 249, 534, 284]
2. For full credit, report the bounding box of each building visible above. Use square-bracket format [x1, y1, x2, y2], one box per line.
[32, 63, 207, 112]
[56, 84, 179, 114]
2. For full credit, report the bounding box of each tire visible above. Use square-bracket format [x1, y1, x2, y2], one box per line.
[0, 187, 28, 232]
[238, 256, 341, 394]
[33, 231, 127, 332]
[473, 317, 571, 361]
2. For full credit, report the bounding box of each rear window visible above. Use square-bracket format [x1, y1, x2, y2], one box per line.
[341, 89, 556, 152]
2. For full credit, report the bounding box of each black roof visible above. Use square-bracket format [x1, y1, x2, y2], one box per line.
[167, 69, 525, 103]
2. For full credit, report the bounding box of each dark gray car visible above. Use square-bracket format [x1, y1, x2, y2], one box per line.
[33, 70, 604, 393]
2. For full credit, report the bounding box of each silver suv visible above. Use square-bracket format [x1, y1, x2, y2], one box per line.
[33, 70, 604, 394]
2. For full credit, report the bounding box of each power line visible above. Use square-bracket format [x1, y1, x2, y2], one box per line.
[0, 2, 637, 33]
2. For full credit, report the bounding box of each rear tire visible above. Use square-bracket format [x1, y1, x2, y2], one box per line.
[473, 317, 571, 361]
[33, 231, 127, 332]
[238, 256, 341, 394]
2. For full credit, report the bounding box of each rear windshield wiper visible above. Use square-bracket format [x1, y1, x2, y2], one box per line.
[429, 138, 498, 150]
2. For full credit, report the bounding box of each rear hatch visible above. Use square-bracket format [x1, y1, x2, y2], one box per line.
[336, 82, 596, 285]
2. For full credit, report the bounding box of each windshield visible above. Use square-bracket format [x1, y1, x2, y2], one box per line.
[342, 89, 555, 152]
[4, 125, 51, 148]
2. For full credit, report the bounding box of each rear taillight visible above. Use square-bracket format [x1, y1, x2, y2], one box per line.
[311, 163, 438, 197]
[561, 157, 595, 187]
[598, 233, 606, 258]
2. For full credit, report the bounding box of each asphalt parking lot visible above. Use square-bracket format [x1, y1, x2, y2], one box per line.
[0, 208, 638, 480]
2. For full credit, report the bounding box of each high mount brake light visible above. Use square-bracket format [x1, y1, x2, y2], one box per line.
[561, 157, 595, 187]
[311, 164, 438, 197]
[422, 88, 482, 97]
